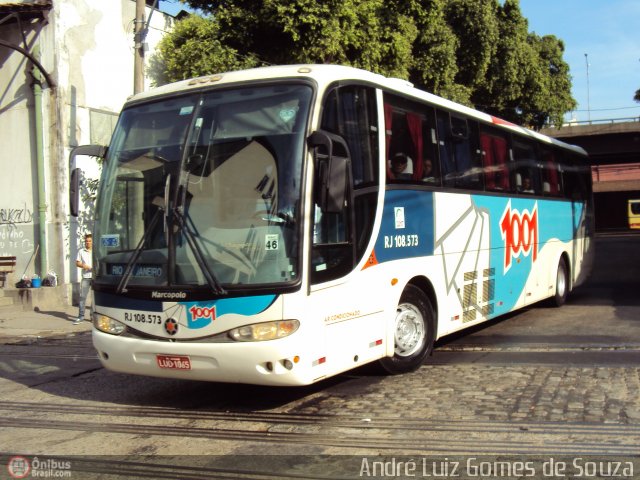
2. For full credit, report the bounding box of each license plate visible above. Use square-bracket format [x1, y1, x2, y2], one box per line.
[156, 354, 191, 370]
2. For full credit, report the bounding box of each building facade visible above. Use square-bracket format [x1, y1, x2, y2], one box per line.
[0, 0, 174, 303]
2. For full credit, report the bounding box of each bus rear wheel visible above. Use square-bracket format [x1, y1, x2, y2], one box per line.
[379, 285, 435, 374]
[552, 257, 570, 307]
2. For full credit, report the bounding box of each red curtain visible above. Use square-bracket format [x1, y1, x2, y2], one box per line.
[494, 136, 509, 190]
[481, 134, 509, 190]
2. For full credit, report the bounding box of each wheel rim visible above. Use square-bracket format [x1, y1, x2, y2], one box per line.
[393, 303, 425, 357]
[557, 264, 567, 298]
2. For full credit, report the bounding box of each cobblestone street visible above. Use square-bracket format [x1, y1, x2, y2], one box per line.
[0, 234, 638, 473]
[281, 364, 640, 425]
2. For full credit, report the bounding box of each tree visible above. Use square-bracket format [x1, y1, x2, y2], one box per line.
[473, 0, 532, 118]
[444, 0, 499, 94]
[404, 0, 463, 102]
[635, 88, 640, 103]
[153, 0, 576, 128]
[521, 33, 576, 128]
[204, 0, 419, 77]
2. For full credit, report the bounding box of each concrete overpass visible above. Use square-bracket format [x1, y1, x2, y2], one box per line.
[541, 119, 640, 230]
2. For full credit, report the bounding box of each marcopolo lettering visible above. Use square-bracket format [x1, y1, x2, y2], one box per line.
[151, 291, 187, 299]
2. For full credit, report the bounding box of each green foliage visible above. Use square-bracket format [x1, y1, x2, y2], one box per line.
[151, 0, 576, 128]
[523, 33, 577, 128]
[445, 0, 499, 91]
[148, 15, 259, 86]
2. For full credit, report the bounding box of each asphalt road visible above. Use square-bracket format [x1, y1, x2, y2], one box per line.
[0, 233, 638, 479]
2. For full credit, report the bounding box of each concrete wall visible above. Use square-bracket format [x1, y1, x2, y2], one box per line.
[0, 0, 173, 300]
[0, 22, 40, 281]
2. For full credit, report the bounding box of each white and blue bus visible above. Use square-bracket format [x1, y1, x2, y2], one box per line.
[70, 65, 594, 386]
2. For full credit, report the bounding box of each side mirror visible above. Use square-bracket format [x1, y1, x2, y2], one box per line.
[70, 168, 80, 217]
[308, 130, 351, 213]
[70, 144, 107, 163]
[69, 145, 106, 217]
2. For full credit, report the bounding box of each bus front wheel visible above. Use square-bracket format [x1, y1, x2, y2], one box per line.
[379, 285, 435, 374]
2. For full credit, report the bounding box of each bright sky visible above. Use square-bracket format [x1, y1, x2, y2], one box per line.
[159, 0, 640, 124]
[518, 0, 640, 123]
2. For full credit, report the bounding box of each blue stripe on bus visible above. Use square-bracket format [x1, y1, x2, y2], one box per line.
[94, 291, 163, 312]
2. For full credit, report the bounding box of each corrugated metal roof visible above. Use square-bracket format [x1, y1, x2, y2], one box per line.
[0, 0, 51, 21]
[0, 0, 51, 6]
[0, 0, 52, 12]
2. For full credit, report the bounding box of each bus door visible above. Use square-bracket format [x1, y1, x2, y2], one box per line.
[306, 165, 386, 375]
[628, 200, 640, 229]
[304, 84, 387, 375]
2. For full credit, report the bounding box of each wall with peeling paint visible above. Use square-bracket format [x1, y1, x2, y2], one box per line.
[0, 0, 173, 297]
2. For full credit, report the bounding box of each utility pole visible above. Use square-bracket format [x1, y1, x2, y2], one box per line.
[133, 0, 146, 94]
[584, 53, 591, 122]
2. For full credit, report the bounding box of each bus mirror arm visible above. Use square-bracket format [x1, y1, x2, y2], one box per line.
[308, 130, 351, 214]
[69, 144, 107, 217]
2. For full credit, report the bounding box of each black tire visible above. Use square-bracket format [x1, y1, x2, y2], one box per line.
[379, 285, 435, 374]
[552, 257, 570, 307]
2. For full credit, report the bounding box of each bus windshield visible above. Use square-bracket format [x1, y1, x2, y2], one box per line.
[94, 84, 312, 292]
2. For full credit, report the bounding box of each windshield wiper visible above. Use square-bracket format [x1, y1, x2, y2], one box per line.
[116, 207, 162, 294]
[172, 206, 227, 295]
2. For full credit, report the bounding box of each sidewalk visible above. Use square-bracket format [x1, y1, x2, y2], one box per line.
[0, 304, 92, 339]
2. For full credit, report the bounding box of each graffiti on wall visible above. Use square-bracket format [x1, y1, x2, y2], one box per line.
[0, 203, 33, 227]
[0, 203, 35, 256]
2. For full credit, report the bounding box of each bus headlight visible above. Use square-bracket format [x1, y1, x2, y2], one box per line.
[94, 314, 127, 335]
[229, 320, 299, 342]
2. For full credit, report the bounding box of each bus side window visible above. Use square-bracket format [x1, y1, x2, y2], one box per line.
[437, 112, 482, 190]
[312, 84, 379, 284]
[541, 148, 562, 196]
[451, 116, 482, 190]
[384, 94, 441, 186]
[322, 86, 379, 187]
[384, 104, 416, 182]
[421, 108, 440, 185]
[562, 153, 590, 202]
[512, 138, 541, 195]
[436, 110, 455, 187]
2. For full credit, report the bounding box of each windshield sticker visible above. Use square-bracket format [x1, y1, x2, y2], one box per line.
[279, 107, 298, 123]
[265, 234, 279, 250]
[394, 207, 406, 229]
[179, 106, 194, 116]
[101, 234, 120, 248]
